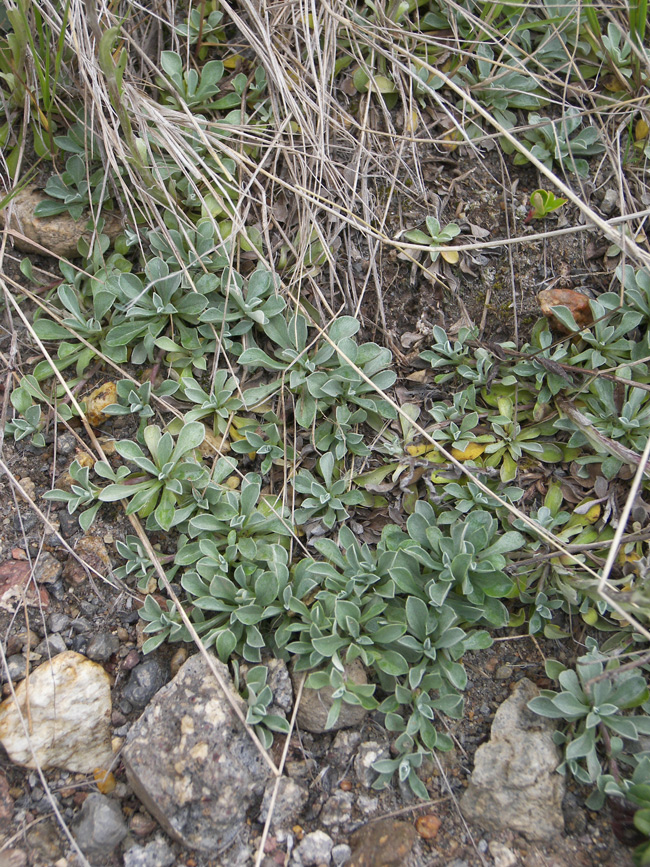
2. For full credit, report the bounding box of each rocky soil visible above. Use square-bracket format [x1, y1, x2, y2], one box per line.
[0, 485, 635, 866]
[0, 145, 638, 867]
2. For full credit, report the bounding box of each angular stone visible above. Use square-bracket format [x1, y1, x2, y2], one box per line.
[0, 651, 113, 773]
[355, 741, 389, 788]
[72, 793, 127, 857]
[320, 791, 353, 827]
[122, 653, 272, 852]
[1, 656, 28, 683]
[292, 659, 369, 733]
[348, 819, 417, 867]
[460, 678, 565, 841]
[122, 658, 169, 708]
[294, 830, 334, 866]
[258, 776, 308, 827]
[123, 837, 176, 867]
[48, 613, 71, 633]
[34, 634, 67, 657]
[86, 632, 120, 662]
[267, 657, 293, 715]
[32, 552, 63, 585]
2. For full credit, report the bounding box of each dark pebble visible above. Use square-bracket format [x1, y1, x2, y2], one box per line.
[69, 635, 88, 654]
[58, 511, 80, 537]
[48, 613, 71, 633]
[122, 658, 169, 708]
[86, 632, 120, 662]
[46, 580, 66, 601]
[71, 617, 93, 634]
[13, 512, 38, 533]
[2, 656, 27, 682]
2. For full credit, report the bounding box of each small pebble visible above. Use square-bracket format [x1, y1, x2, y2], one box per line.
[71, 617, 93, 634]
[86, 632, 120, 662]
[489, 841, 518, 867]
[34, 634, 67, 657]
[48, 613, 71, 633]
[56, 434, 77, 456]
[72, 793, 127, 856]
[2, 656, 27, 683]
[122, 658, 169, 708]
[123, 838, 175, 867]
[129, 811, 158, 837]
[123, 649, 140, 670]
[495, 664, 513, 680]
[294, 830, 334, 866]
[69, 635, 88, 654]
[33, 552, 63, 584]
[332, 843, 352, 867]
[58, 511, 80, 538]
[600, 188, 619, 215]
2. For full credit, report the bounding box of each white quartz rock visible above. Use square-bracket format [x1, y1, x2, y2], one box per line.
[0, 651, 113, 772]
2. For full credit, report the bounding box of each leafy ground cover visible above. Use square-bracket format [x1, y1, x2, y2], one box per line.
[1, 0, 650, 863]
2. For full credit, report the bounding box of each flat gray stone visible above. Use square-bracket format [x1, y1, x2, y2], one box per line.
[72, 793, 127, 857]
[460, 678, 565, 841]
[123, 653, 272, 852]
